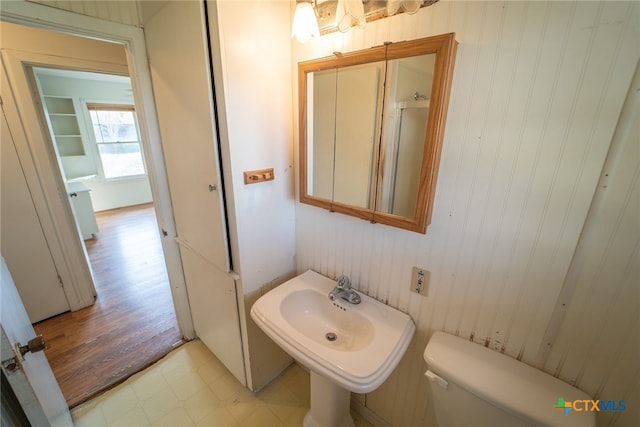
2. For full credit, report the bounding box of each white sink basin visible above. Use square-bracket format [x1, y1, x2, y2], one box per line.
[251, 270, 415, 394]
[281, 288, 374, 352]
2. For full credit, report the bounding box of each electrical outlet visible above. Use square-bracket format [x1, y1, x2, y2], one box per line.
[411, 267, 430, 296]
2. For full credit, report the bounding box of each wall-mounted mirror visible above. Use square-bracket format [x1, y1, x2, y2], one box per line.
[299, 33, 457, 233]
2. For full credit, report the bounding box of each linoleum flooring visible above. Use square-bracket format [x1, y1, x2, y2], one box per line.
[71, 340, 374, 427]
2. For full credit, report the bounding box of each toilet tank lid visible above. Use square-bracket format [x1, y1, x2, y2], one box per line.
[424, 332, 595, 427]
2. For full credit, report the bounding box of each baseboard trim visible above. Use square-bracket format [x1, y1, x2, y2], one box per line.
[351, 396, 392, 427]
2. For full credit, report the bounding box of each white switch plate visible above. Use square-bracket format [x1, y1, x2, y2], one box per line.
[411, 267, 430, 296]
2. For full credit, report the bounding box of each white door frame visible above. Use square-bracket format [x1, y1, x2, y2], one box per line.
[0, 1, 195, 339]
[1, 83, 74, 321]
[1, 50, 129, 313]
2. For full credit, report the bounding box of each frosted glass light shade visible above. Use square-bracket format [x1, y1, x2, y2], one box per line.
[292, 2, 320, 43]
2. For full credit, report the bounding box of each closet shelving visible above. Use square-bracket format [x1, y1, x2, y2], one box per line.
[44, 96, 85, 157]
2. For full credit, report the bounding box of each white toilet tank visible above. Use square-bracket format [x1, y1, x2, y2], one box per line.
[424, 332, 595, 427]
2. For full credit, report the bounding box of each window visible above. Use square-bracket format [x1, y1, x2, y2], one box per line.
[87, 104, 145, 179]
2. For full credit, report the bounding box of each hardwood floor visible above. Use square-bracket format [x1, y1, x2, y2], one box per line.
[33, 203, 183, 408]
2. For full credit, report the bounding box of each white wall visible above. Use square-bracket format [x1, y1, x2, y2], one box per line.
[30, 0, 299, 391]
[18, 1, 638, 424]
[293, 1, 639, 426]
[36, 73, 153, 211]
[2, 0, 198, 347]
[212, 0, 296, 295]
[209, 0, 297, 390]
[0, 20, 132, 313]
[543, 63, 639, 427]
[3, 24, 151, 213]
[0, 19, 128, 62]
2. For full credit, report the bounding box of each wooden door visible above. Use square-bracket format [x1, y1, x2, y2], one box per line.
[1, 109, 70, 322]
[0, 256, 72, 426]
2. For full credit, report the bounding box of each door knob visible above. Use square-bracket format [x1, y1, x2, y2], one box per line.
[17, 335, 47, 356]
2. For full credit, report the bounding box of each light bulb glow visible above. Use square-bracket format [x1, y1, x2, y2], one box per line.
[292, 2, 320, 43]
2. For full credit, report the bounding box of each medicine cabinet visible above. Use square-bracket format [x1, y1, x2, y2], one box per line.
[299, 33, 457, 233]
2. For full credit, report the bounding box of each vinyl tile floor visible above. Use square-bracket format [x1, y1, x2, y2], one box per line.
[71, 340, 374, 427]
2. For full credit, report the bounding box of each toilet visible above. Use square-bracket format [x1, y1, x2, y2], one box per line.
[424, 331, 595, 427]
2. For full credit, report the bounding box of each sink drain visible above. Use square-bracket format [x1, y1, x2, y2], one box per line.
[325, 332, 337, 342]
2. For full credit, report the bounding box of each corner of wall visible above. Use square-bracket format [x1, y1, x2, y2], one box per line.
[243, 271, 298, 392]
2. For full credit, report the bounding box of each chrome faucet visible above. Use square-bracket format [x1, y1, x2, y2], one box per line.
[328, 275, 361, 304]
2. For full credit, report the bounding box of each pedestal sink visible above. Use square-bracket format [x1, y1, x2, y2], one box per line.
[251, 270, 415, 427]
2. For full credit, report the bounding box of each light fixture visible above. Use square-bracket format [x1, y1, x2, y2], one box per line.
[336, 0, 366, 33]
[292, 0, 320, 43]
[293, 1, 431, 41]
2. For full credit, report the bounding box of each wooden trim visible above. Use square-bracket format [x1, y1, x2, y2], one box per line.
[243, 168, 274, 185]
[86, 103, 135, 111]
[299, 46, 387, 74]
[330, 202, 375, 222]
[298, 60, 310, 205]
[424, 35, 458, 228]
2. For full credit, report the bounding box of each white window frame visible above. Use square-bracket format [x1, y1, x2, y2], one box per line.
[86, 103, 147, 181]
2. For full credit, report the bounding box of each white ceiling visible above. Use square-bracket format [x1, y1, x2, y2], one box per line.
[33, 67, 131, 86]
[137, 0, 170, 26]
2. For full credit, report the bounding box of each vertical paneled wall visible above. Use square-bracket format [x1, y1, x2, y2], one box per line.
[293, 1, 639, 426]
[543, 63, 639, 427]
[26, 0, 140, 27]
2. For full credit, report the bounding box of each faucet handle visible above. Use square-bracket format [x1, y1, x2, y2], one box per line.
[337, 275, 351, 289]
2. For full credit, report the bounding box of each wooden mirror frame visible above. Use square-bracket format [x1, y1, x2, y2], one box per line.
[299, 33, 457, 233]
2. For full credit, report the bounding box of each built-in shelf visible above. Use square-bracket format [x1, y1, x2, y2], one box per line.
[44, 97, 74, 114]
[44, 97, 85, 157]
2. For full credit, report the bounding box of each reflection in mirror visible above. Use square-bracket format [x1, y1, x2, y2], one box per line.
[378, 54, 435, 217]
[307, 70, 335, 201]
[307, 61, 385, 208]
[299, 33, 457, 233]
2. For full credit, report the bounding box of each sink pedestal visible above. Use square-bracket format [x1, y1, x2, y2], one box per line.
[304, 371, 354, 427]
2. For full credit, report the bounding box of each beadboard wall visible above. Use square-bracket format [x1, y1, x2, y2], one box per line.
[27, 0, 141, 26]
[543, 60, 639, 426]
[292, 1, 639, 426]
[18, 0, 638, 424]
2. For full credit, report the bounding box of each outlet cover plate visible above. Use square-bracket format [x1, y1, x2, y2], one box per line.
[411, 267, 430, 296]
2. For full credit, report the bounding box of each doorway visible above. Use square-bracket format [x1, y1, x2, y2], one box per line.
[33, 204, 183, 408]
[27, 66, 182, 407]
[1, 21, 192, 408]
